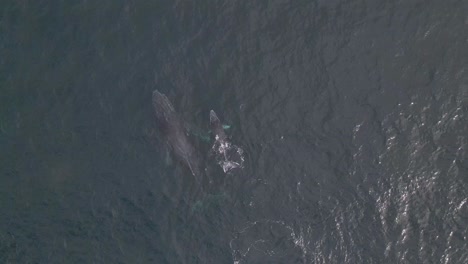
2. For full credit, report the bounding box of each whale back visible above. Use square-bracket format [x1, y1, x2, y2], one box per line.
[209, 110, 245, 173]
[152, 90, 201, 177]
[209, 110, 227, 142]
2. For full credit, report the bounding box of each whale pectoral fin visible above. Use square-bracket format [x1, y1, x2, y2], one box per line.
[185, 124, 211, 143]
[198, 135, 211, 143]
[222, 124, 231, 130]
[165, 148, 173, 166]
[191, 192, 229, 213]
[190, 130, 211, 143]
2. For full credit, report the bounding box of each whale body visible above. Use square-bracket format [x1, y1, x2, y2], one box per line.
[210, 110, 227, 142]
[209, 110, 244, 173]
[152, 90, 201, 178]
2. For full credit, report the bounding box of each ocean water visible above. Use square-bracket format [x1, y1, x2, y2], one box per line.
[1, 1, 467, 263]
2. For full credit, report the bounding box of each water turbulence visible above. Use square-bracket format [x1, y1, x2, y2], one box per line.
[210, 110, 245, 173]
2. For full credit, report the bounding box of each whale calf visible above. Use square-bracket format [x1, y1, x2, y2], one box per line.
[210, 110, 244, 173]
[210, 110, 228, 142]
[152, 90, 202, 179]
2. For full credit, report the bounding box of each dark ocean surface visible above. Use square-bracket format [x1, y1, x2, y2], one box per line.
[1, 1, 468, 263]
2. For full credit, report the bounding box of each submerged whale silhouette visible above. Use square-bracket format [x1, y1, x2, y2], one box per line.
[152, 90, 202, 178]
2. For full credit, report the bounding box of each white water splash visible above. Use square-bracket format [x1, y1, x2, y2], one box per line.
[212, 138, 245, 173]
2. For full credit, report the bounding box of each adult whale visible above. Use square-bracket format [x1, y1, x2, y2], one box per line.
[152, 90, 202, 180]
